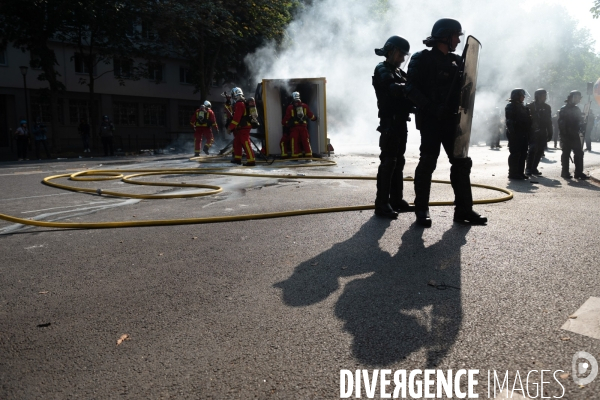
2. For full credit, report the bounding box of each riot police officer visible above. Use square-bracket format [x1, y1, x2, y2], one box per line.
[372, 35, 415, 219]
[405, 18, 487, 227]
[525, 89, 552, 175]
[559, 90, 589, 179]
[505, 89, 532, 179]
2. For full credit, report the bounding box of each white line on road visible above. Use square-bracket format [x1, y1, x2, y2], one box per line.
[0, 193, 73, 202]
[0, 199, 140, 234]
[20, 200, 118, 214]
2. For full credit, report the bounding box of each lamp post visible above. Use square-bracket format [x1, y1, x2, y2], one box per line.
[19, 66, 30, 130]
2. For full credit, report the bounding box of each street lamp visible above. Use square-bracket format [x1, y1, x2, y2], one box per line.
[19, 66, 30, 129]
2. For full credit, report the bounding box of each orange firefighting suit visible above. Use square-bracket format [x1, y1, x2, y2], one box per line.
[282, 102, 317, 157]
[228, 100, 255, 163]
[190, 108, 217, 152]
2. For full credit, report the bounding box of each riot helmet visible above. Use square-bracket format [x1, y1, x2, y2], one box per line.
[374, 35, 411, 57]
[566, 90, 582, 104]
[508, 88, 528, 102]
[423, 18, 463, 50]
[533, 89, 548, 103]
[231, 87, 244, 101]
[203, 100, 212, 109]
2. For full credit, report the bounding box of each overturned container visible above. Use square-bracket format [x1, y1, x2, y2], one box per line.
[255, 78, 328, 156]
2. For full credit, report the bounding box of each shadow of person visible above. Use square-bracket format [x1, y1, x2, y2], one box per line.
[274, 218, 470, 368]
[507, 179, 538, 193]
[566, 179, 600, 191]
[274, 216, 392, 307]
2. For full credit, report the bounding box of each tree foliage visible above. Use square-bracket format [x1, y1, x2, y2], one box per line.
[592, 1, 600, 19]
[0, 0, 70, 149]
[149, 0, 298, 99]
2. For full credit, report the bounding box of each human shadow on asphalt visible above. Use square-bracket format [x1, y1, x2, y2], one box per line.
[274, 217, 470, 367]
[566, 179, 600, 191]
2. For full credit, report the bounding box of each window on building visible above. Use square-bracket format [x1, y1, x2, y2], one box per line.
[69, 99, 89, 124]
[113, 58, 132, 78]
[179, 105, 197, 127]
[141, 20, 156, 40]
[74, 53, 92, 74]
[148, 63, 164, 82]
[30, 50, 42, 70]
[113, 102, 138, 126]
[0, 49, 6, 66]
[31, 97, 64, 124]
[179, 67, 192, 84]
[143, 104, 166, 126]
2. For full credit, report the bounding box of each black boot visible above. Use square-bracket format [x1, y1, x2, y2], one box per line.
[574, 173, 590, 180]
[561, 170, 572, 179]
[194, 152, 200, 157]
[390, 199, 415, 213]
[375, 200, 399, 219]
[454, 209, 487, 225]
[203, 145, 209, 155]
[415, 210, 432, 227]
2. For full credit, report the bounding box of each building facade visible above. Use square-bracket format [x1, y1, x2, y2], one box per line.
[0, 42, 237, 159]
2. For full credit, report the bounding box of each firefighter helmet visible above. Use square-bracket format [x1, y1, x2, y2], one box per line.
[203, 100, 212, 108]
[292, 92, 301, 101]
[374, 35, 410, 57]
[231, 87, 244, 101]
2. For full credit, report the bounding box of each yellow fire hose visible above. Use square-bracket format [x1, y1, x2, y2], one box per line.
[0, 156, 513, 230]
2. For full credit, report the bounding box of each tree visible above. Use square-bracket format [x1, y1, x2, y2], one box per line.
[0, 0, 70, 151]
[55, 0, 142, 140]
[150, 0, 298, 99]
[592, 1, 600, 18]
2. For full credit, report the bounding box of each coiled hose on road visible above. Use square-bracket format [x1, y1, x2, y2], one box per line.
[0, 156, 513, 230]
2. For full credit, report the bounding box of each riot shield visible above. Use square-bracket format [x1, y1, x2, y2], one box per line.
[453, 35, 482, 158]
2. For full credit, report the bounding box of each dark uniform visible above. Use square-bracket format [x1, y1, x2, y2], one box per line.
[525, 90, 552, 175]
[405, 18, 486, 226]
[372, 35, 414, 219]
[558, 90, 588, 179]
[584, 110, 594, 152]
[505, 89, 531, 179]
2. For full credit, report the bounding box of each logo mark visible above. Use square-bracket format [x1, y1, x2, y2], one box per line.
[572, 351, 598, 385]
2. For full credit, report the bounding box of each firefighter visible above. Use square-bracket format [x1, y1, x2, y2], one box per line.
[282, 92, 317, 158]
[190, 101, 218, 156]
[227, 87, 256, 166]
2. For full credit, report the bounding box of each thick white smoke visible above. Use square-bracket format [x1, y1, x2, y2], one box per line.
[246, 0, 596, 153]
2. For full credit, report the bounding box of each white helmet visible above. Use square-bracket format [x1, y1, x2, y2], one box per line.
[231, 87, 244, 101]
[292, 91, 301, 101]
[203, 100, 211, 108]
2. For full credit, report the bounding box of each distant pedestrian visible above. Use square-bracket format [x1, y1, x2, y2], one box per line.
[78, 119, 91, 152]
[99, 115, 115, 156]
[32, 118, 52, 160]
[14, 120, 29, 161]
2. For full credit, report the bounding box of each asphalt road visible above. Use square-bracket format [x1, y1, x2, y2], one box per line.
[1, 142, 600, 399]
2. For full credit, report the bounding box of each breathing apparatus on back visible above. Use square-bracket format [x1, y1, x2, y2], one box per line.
[292, 92, 305, 120]
[246, 97, 260, 127]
